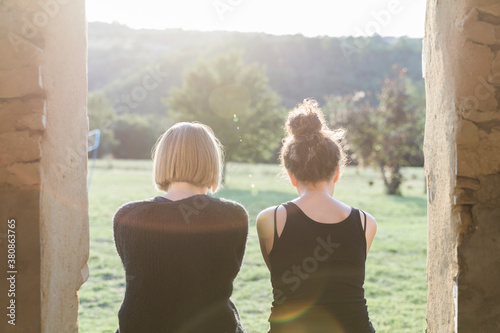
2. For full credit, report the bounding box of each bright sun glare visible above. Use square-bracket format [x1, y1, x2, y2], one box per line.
[86, 0, 425, 37]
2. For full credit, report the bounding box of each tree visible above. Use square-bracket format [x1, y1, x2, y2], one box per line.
[165, 52, 286, 173]
[111, 114, 159, 159]
[87, 93, 118, 157]
[325, 67, 424, 195]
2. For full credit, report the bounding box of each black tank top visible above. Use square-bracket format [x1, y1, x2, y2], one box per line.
[268, 202, 375, 333]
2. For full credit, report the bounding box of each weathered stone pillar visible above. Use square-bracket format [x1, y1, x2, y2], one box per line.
[424, 1, 500, 332]
[0, 0, 88, 332]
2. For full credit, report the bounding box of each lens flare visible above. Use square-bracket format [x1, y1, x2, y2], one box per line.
[270, 303, 346, 333]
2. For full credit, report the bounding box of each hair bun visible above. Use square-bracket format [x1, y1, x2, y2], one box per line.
[286, 99, 325, 139]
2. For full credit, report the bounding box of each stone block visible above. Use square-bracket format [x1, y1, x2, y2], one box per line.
[0, 4, 45, 48]
[16, 112, 46, 131]
[6, 162, 41, 187]
[0, 36, 43, 70]
[0, 38, 23, 69]
[477, 129, 500, 175]
[455, 43, 497, 113]
[0, 131, 41, 166]
[0, 98, 46, 133]
[462, 109, 500, 124]
[476, 174, 500, 206]
[477, 4, 500, 18]
[456, 147, 480, 178]
[454, 188, 478, 205]
[456, 176, 481, 190]
[461, 8, 500, 45]
[456, 120, 479, 149]
[0, 66, 43, 98]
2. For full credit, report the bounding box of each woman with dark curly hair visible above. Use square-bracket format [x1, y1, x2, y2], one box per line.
[257, 99, 377, 333]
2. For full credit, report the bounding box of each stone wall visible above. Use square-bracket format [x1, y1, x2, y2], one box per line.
[425, 0, 500, 332]
[0, 0, 88, 332]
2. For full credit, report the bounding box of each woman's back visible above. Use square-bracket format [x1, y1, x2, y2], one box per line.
[113, 195, 248, 333]
[268, 202, 374, 333]
[257, 99, 376, 332]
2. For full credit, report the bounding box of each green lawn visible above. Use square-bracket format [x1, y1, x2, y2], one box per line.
[79, 160, 428, 333]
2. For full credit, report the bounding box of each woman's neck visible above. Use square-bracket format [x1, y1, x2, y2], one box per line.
[296, 181, 335, 198]
[163, 182, 208, 201]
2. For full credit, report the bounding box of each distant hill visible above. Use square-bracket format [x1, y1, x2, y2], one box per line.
[88, 22, 423, 114]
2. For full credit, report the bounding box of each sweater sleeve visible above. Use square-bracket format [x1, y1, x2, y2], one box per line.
[112, 202, 136, 263]
[232, 203, 249, 269]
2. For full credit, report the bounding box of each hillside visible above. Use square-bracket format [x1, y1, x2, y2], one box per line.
[88, 22, 423, 114]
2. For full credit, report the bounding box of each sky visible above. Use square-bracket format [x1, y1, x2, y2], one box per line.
[86, 0, 425, 38]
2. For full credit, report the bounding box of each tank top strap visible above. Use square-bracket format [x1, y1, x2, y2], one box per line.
[351, 207, 368, 258]
[282, 201, 299, 215]
[273, 202, 304, 245]
[281, 201, 305, 227]
[273, 202, 298, 241]
[273, 205, 279, 243]
[351, 207, 361, 228]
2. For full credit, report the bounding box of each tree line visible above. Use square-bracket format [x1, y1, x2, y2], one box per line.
[88, 22, 425, 194]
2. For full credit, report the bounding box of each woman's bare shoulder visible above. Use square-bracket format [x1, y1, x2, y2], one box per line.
[361, 210, 377, 227]
[256, 206, 277, 231]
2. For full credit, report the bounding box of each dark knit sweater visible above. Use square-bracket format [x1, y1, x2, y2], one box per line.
[113, 195, 248, 333]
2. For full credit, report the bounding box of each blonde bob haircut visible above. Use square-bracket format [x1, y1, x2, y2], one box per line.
[152, 122, 224, 193]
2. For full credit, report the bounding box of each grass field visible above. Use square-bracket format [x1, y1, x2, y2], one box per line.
[79, 160, 428, 333]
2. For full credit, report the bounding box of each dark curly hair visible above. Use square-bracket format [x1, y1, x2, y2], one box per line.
[280, 99, 347, 183]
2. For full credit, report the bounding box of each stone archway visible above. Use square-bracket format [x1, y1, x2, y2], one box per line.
[0, 0, 499, 332]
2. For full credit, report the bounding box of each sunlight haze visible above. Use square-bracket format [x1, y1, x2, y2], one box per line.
[86, 0, 425, 37]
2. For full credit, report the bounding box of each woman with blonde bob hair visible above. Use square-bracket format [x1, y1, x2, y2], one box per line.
[113, 122, 248, 333]
[257, 100, 377, 333]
